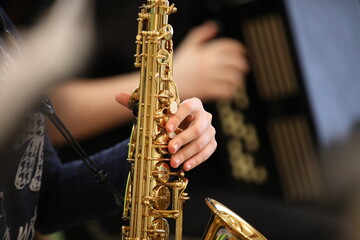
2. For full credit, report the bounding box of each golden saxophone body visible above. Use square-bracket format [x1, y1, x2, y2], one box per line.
[121, 1, 187, 240]
[122, 1, 267, 240]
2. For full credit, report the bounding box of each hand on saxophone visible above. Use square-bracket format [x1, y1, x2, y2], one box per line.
[174, 21, 249, 101]
[116, 93, 217, 171]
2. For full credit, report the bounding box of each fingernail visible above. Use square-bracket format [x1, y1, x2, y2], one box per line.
[172, 144, 179, 153]
[172, 158, 180, 168]
[184, 164, 192, 171]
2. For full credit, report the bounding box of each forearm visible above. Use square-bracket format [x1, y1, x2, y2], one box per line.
[45, 71, 139, 146]
[36, 137, 130, 234]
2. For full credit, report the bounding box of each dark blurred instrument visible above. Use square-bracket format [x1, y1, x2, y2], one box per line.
[203, 0, 324, 202]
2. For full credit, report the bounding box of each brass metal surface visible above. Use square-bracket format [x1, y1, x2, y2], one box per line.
[203, 199, 267, 240]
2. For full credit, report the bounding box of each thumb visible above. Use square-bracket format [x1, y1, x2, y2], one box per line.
[115, 92, 131, 108]
[182, 21, 218, 47]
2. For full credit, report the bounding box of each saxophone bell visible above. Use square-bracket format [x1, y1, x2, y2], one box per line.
[203, 198, 267, 240]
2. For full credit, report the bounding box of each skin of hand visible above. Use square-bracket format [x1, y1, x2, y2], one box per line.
[174, 21, 249, 101]
[116, 93, 217, 171]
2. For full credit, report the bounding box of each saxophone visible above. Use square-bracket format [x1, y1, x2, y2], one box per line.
[122, 1, 267, 240]
[122, 1, 187, 240]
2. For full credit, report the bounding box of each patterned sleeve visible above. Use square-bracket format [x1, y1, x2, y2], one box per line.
[35, 134, 130, 234]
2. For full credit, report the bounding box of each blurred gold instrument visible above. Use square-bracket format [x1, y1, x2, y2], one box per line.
[122, 1, 267, 240]
[203, 198, 267, 240]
